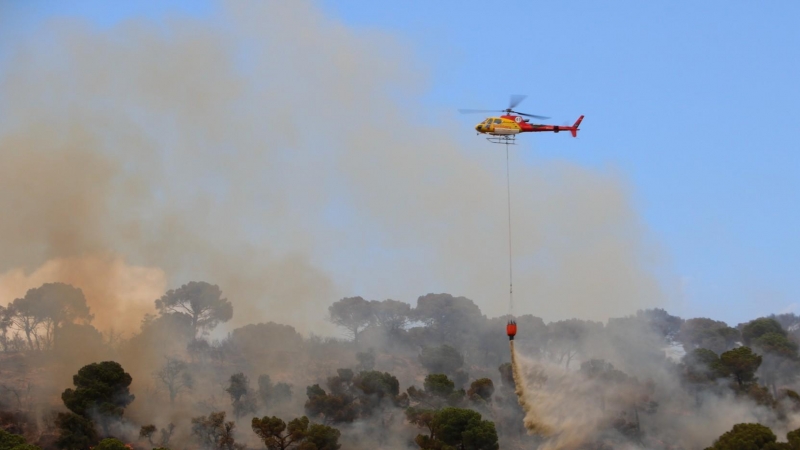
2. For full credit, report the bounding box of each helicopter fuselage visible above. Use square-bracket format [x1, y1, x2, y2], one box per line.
[476, 114, 584, 138]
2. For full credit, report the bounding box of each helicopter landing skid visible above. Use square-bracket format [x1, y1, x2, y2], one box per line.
[486, 135, 516, 145]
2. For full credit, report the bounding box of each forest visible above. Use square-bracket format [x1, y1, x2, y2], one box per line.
[1, 282, 800, 449]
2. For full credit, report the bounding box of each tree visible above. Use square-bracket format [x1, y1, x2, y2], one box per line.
[684, 348, 722, 376]
[370, 299, 412, 335]
[93, 438, 128, 450]
[0, 305, 12, 352]
[718, 347, 762, 387]
[155, 282, 233, 336]
[419, 345, 465, 376]
[54, 412, 98, 450]
[0, 429, 26, 449]
[191, 411, 245, 450]
[752, 332, 799, 397]
[154, 357, 193, 404]
[679, 318, 740, 354]
[258, 375, 292, 410]
[547, 319, 593, 369]
[251, 416, 341, 450]
[704, 423, 777, 450]
[6, 298, 44, 351]
[6, 283, 93, 351]
[24, 283, 93, 349]
[636, 308, 684, 342]
[327, 297, 372, 345]
[414, 294, 484, 346]
[497, 363, 514, 389]
[409, 407, 499, 450]
[226, 373, 257, 419]
[741, 318, 786, 346]
[305, 369, 404, 424]
[351, 370, 406, 412]
[60, 361, 134, 435]
[755, 332, 799, 358]
[467, 379, 494, 404]
[407, 374, 465, 409]
[788, 428, 800, 449]
[304, 422, 342, 450]
[683, 348, 724, 402]
[140, 425, 157, 446]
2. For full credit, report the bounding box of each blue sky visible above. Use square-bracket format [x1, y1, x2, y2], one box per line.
[1, 1, 798, 325]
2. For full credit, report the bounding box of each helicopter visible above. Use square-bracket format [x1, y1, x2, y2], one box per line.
[460, 95, 583, 144]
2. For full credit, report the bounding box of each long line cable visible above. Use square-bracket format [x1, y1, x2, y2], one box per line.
[506, 141, 514, 316]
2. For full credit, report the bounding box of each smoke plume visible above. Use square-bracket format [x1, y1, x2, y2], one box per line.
[0, 0, 666, 336]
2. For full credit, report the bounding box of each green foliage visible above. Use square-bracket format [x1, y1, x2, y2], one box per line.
[0, 429, 26, 450]
[408, 374, 465, 409]
[303, 423, 341, 450]
[754, 332, 798, 358]
[433, 407, 498, 450]
[94, 438, 129, 450]
[705, 423, 777, 449]
[424, 374, 455, 397]
[304, 384, 357, 424]
[684, 348, 723, 381]
[408, 407, 499, 449]
[251, 416, 340, 450]
[54, 412, 99, 450]
[419, 345, 464, 375]
[787, 428, 800, 449]
[718, 347, 762, 387]
[155, 281, 233, 336]
[251, 416, 305, 449]
[305, 368, 404, 423]
[191, 411, 242, 449]
[61, 361, 134, 419]
[742, 318, 786, 346]
[679, 318, 740, 354]
[10, 445, 42, 450]
[406, 408, 437, 437]
[467, 378, 494, 403]
[226, 373, 256, 419]
[140, 425, 157, 444]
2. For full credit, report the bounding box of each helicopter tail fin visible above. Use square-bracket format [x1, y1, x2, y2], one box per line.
[570, 115, 584, 137]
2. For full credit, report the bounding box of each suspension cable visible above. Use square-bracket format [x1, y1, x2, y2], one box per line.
[506, 141, 514, 316]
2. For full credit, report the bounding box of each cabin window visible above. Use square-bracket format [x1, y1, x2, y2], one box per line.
[494, 119, 502, 124]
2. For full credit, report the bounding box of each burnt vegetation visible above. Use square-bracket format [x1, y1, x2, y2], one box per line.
[1, 286, 800, 449]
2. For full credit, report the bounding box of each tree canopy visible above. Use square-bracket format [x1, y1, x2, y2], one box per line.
[155, 281, 233, 336]
[327, 297, 372, 344]
[61, 361, 134, 421]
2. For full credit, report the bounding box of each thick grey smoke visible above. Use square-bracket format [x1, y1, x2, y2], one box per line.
[0, 0, 665, 336]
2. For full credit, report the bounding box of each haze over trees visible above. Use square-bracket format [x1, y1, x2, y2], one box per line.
[2, 284, 800, 449]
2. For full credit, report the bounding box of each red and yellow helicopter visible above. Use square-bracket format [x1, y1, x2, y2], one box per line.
[460, 95, 583, 144]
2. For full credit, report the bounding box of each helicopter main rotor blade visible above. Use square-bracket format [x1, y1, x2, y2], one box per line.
[458, 109, 503, 114]
[508, 94, 527, 110]
[514, 111, 550, 120]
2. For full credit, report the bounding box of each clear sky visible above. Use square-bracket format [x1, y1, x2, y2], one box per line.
[1, 1, 798, 326]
